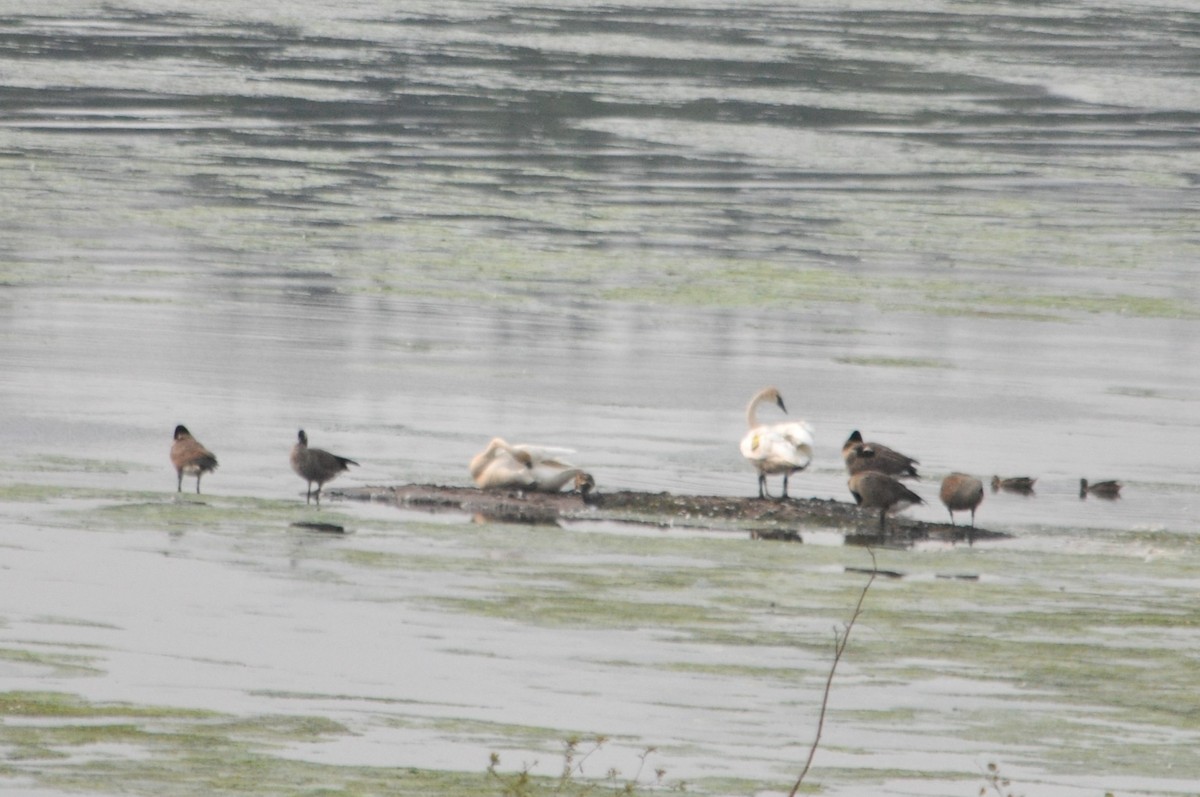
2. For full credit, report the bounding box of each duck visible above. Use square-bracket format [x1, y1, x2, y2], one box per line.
[842, 430, 920, 478]
[848, 471, 924, 533]
[940, 473, 984, 526]
[170, 424, 218, 494]
[469, 437, 592, 493]
[290, 429, 359, 507]
[1080, 478, 1122, 499]
[991, 475, 1037, 494]
[739, 386, 814, 500]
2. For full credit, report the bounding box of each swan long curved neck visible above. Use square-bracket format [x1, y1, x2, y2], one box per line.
[746, 388, 783, 429]
[746, 395, 761, 429]
[469, 438, 508, 480]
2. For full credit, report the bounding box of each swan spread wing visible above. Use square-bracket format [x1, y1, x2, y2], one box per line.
[475, 450, 537, 489]
[510, 443, 575, 460]
[471, 438, 584, 491]
[471, 438, 536, 489]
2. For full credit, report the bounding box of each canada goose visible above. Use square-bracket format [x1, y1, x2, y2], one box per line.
[842, 430, 920, 478]
[739, 386, 814, 499]
[170, 424, 218, 494]
[848, 471, 924, 532]
[291, 429, 358, 507]
[940, 473, 984, 526]
[1080, 478, 1122, 499]
[991, 475, 1037, 494]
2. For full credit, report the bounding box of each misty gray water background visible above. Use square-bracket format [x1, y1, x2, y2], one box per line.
[1, 2, 1199, 796]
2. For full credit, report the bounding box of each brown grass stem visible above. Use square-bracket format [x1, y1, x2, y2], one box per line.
[787, 549, 877, 797]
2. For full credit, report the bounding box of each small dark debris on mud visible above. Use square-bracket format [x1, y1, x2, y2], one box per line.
[290, 521, 349, 534]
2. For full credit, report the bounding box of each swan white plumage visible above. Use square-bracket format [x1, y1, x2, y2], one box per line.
[526, 456, 589, 492]
[469, 437, 536, 490]
[739, 386, 814, 499]
[469, 437, 590, 492]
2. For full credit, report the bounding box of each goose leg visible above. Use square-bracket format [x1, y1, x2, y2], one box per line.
[757, 473, 768, 499]
[781, 473, 790, 500]
[176, 471, 183, 493]
[195, 475, 202, 495]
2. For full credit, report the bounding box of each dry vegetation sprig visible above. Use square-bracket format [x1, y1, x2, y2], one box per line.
[980, 762, 1020, 797]
[488, 735, 677, 796]
[787, 549, 878, 797]
[488, 551, 878, 796]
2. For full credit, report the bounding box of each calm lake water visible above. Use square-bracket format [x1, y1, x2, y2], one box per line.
[1, 2, 1199, 795]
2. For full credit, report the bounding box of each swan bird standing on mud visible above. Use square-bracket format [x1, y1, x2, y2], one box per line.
[739, 386, 814, 499]
[470, 437, 591, 492]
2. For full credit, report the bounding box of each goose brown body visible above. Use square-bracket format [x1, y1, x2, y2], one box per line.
[842, 430, 919, 479]
[291, 429, 358, 507]
[847, 471, 924, 532]
[170, 424, 218, 494]
[940, 473, 984, 526]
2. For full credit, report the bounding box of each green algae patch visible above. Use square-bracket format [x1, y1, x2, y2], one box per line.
[835, 356, 950, 369]
[30, 755, 500, 797]
[439, 590, 728, 632]
[601, 262, 871, 307]
[0, 690, 503, 797]
[4, 456, 146, 475]
[0, 483, 117, 504]
[0, 688, 644, 797]
[837, 550, 1200, 782]
[0, 691, 215, 720]
[83, 493, 367, 539]
[337, 548, 407, 569]
[984, 291, 1200, 321]
[0, 648, 103, 677]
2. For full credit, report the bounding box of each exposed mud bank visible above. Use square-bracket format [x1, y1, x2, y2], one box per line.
[334, 483, 1009, 547]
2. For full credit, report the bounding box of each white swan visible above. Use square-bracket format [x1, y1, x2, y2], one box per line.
[469, 437, 537, 490]
[469, 437, 591, 493]
[738, 386, 814, 499]
[527, 455, 589, 492]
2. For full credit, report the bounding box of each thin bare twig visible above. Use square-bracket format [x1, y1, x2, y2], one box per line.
[788, 549, 878, 797]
